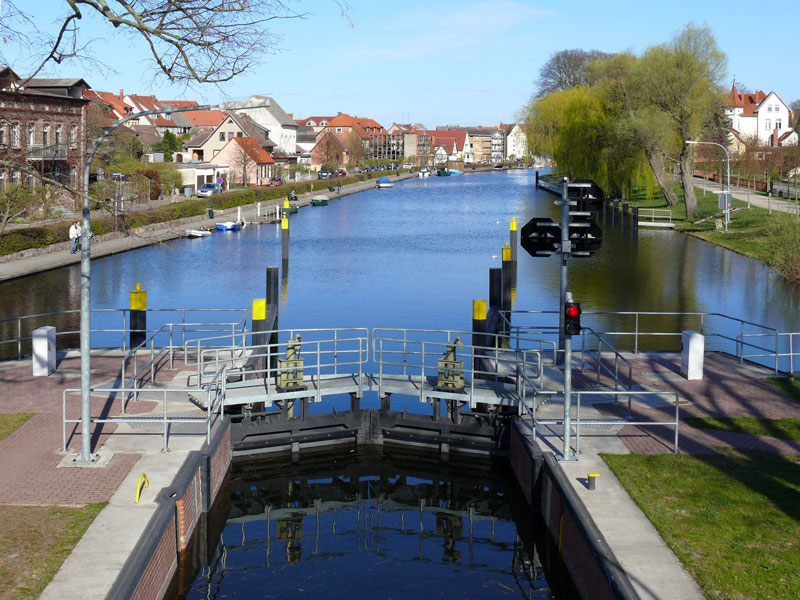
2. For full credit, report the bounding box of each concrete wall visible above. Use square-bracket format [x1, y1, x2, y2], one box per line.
[108, 419, 232, 600]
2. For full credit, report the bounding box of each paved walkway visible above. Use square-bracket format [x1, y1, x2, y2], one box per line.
[693, 175, 800, 216]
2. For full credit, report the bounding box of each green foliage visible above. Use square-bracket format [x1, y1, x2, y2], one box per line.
[0, 185, 38, 235]
[0, 413, 32, 441]
[685, 416, 800, 440]
[764, 215, 800, 281]
[766, 377, 800, 402]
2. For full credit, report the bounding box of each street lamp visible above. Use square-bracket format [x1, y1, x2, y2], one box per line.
[686, 140, 731, 233]
[75, 99, 268, 463]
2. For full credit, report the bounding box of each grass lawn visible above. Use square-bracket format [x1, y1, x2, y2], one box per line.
[685, 416, 800, 441]
[766, 377, 800, 402]
[0, 413, 32, 441]
[603, 451, 800, 600]
[0, 414, 105, 599]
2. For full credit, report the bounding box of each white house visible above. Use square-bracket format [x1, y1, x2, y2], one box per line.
[725, 84, 797, 148]
[235, 96, 298, 156]
[502, 123, 528, 160]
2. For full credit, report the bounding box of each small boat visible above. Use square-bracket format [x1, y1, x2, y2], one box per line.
[312, 196, 329, 206]
[436, 169, 450, 176]
[418, 167, 431, 179]
[185, 228, 211, 238]
[215, 221, 242, 231]
[375, 176, 393, 189]
[448, 168, 463, 175]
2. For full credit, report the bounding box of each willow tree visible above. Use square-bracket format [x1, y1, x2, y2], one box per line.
[590, 52, 681, 205]
[636, 24, 727, 219]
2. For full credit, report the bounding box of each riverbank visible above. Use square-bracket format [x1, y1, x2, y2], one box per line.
[0, 171, 418, 282]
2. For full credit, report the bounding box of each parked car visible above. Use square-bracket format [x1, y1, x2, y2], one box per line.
[318, 169, 333, 179]
[268, 177, 285, 186]
[197, 183, 223, 197]
[337, 169, 347, 177]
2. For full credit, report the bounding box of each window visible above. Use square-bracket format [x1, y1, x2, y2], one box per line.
[11, 170, 19, 184]
[55, 124, 61, 145]
[219, 132, 225, 141]
[70, 167, 76, 187]
[765, 119, 771, 130]
[42, 124, 49, 146]
[336, 127, 343, 133]
[27, 172, 34, 186]
[27, 123, 35, 145]
[776, 119, 782, 130]
[70, 125, 77, 147]
[228, 132, 235, 140]
[11, 124, 19, 147]
[237, 132, 243, 137]
[767, 105, 772, 112]
[0, 171, 4, 188]
[0, 125, 4, 147]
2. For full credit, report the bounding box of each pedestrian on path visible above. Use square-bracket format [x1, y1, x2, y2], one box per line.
[69, 221, 79, 253]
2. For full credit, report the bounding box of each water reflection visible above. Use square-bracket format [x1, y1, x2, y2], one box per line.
[179, 450, 551, 600]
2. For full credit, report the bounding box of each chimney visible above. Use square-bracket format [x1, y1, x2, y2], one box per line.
[337, 112, 342, 118]
[119, 90, 124, 101]
[288, 113, 292, 119]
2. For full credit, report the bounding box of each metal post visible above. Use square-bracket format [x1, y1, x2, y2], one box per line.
[560, 290, 575, 462]
[558, 177, 569, 358]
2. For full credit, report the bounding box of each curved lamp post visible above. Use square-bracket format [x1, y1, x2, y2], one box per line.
[686, 140, 731, 233]
[76, 99, 267, 463]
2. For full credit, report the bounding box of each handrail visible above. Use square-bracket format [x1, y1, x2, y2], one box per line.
[637, 208, 672, 223]
[579, 328, 634, 391]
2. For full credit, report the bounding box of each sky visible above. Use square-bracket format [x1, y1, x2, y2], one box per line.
[4, 0, 799, 129]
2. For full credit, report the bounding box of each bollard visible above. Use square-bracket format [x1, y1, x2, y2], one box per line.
[129, 283, 147, 348]
[509, 217, 518, 262]
[501, 244, 513, 312]
[252, 299, 267, 372]
[472, 299, 487, 380]
[535, 171, 539, 188]
[489, 268, 502, 311]
[587, 472, 599, 490]
[613, 199, 619, 212]
[266, 266, 280, 376]
[622, 202, 629, 216]
[632, 206, 639, 230]
[281, 216, 289, 262]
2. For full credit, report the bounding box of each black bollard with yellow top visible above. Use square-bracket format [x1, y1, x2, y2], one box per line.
[501, 242, 513, 313]
[129, 283, 147, 348]
[252, 298, 267, 373]
[281, 214, 289, 262]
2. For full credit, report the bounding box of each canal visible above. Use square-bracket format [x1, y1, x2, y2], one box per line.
[2, 170, 799, 360]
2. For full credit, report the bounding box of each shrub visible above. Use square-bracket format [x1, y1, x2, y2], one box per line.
[766, 216, 800, 281]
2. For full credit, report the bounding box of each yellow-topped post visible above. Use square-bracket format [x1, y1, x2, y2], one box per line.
[501, 242, 514, 312]
[509, 217, 518, 262]
[472, 299, 488, 379]
[281, 215, 290, 262]
[251, 298, 267, 372]
[129, 283, 147, 348]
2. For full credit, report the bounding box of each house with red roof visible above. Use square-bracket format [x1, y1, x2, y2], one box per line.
[310, 131, 351, 170]
[210, 137, 275, 186]
[725, 83, 797, 148]
[174, 113, 276, 163]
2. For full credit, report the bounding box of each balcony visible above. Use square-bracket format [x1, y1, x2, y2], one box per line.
[27, 144, 69, 161]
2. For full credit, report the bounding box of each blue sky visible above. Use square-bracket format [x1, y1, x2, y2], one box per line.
[7, 0, 799, 128]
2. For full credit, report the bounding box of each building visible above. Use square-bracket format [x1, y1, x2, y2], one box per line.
[173, 161, 229, 195]
[501, 123, 528, 160]
[235, 96, 298, 156]
[725, 84, 797, 149]
[0, 68, 88, 197]
[210, 137, 275, 186]
[310, 131, 351, 170]
[174, 113, 276, 163]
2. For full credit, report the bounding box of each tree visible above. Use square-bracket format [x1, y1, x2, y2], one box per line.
[230, 143, 255, 187]
[152, 131, 181, 161]
[0, 184, 37, 235]
[790, 99, 800, 131]
[637, 24, 727, 219]
[534, 49, 612, 98]
[1, 1, 351, 85]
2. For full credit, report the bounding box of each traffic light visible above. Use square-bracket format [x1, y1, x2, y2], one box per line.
[564, 302, 581, 336]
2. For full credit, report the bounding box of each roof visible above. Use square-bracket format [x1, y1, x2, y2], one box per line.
[130, 124, 162, 147]
[431, 130, 466, 151]
[312, 130, 350, 153]
[126, 94, 179, 127]
[728, 84, 767, 117]
[353, 117, 387, 134]
[83, 90, 131, 119]
[24, 78, 91, 89]
[324, 113, 368, 138]
[245, 95, 297, 127]
[183, 128, 214, 148]
[296, 116, 336, 127]
[162, 100, 228, 127]
[227, 137, 275, 163]
[230, 112, 277, 149]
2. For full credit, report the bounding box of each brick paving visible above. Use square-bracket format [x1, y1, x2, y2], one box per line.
[0, 353, 188, 506]
[579, 352, 800, 455]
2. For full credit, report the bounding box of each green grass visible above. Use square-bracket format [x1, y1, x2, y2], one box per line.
[603, 451, 800, 600]
[685, 416, 800, 441]
[0, 503, 106, 599]
[0, 413, 32, 441]
[766, 377, 800, 402]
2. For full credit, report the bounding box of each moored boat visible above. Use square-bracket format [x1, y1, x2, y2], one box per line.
[185, 228, 211, 238]
[312, 196, 329, 206]
[375, 176, 393, 189]
[215, 221, 242, 231]
[436, 168, 450, 176]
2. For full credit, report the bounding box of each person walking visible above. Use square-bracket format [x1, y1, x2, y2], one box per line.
[69, 221, 79, 253]
[75, 221, 82, 252]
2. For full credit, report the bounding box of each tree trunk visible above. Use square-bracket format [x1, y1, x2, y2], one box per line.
[646, 150, 680, 206]
[680, 148, 699, 219]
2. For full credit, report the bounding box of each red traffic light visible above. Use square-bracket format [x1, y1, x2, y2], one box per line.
[566, 305, 580, 318]
[564, 302, 581, 336]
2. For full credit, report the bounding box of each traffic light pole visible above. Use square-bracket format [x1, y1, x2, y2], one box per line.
[558, 177, 569, 359]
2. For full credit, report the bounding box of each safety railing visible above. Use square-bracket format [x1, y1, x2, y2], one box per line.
[195, 328, 370, 404]
[637, 208, 673, 224]
[579, 328, 633, 391]
[519, 388, 681, 455]
[0, 307, 250, 360]
[62, 364, 226, 453]
[505, 309, 787, 373]
[371, 328, 542, 404]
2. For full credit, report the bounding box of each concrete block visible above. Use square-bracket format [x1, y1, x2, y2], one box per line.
[680, 330, 704, 380]
[32, 326, 56, 376]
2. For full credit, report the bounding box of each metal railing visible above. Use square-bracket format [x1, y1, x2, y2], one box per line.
[519, 387, 681, 454]
[62, 365, 226, 453]
[0, 307, 250, 360]
[579, 328, 633, 391]
[505, 309, 788, 373]
[637, 208, 673, 224]
[371, 328, 542, 405]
